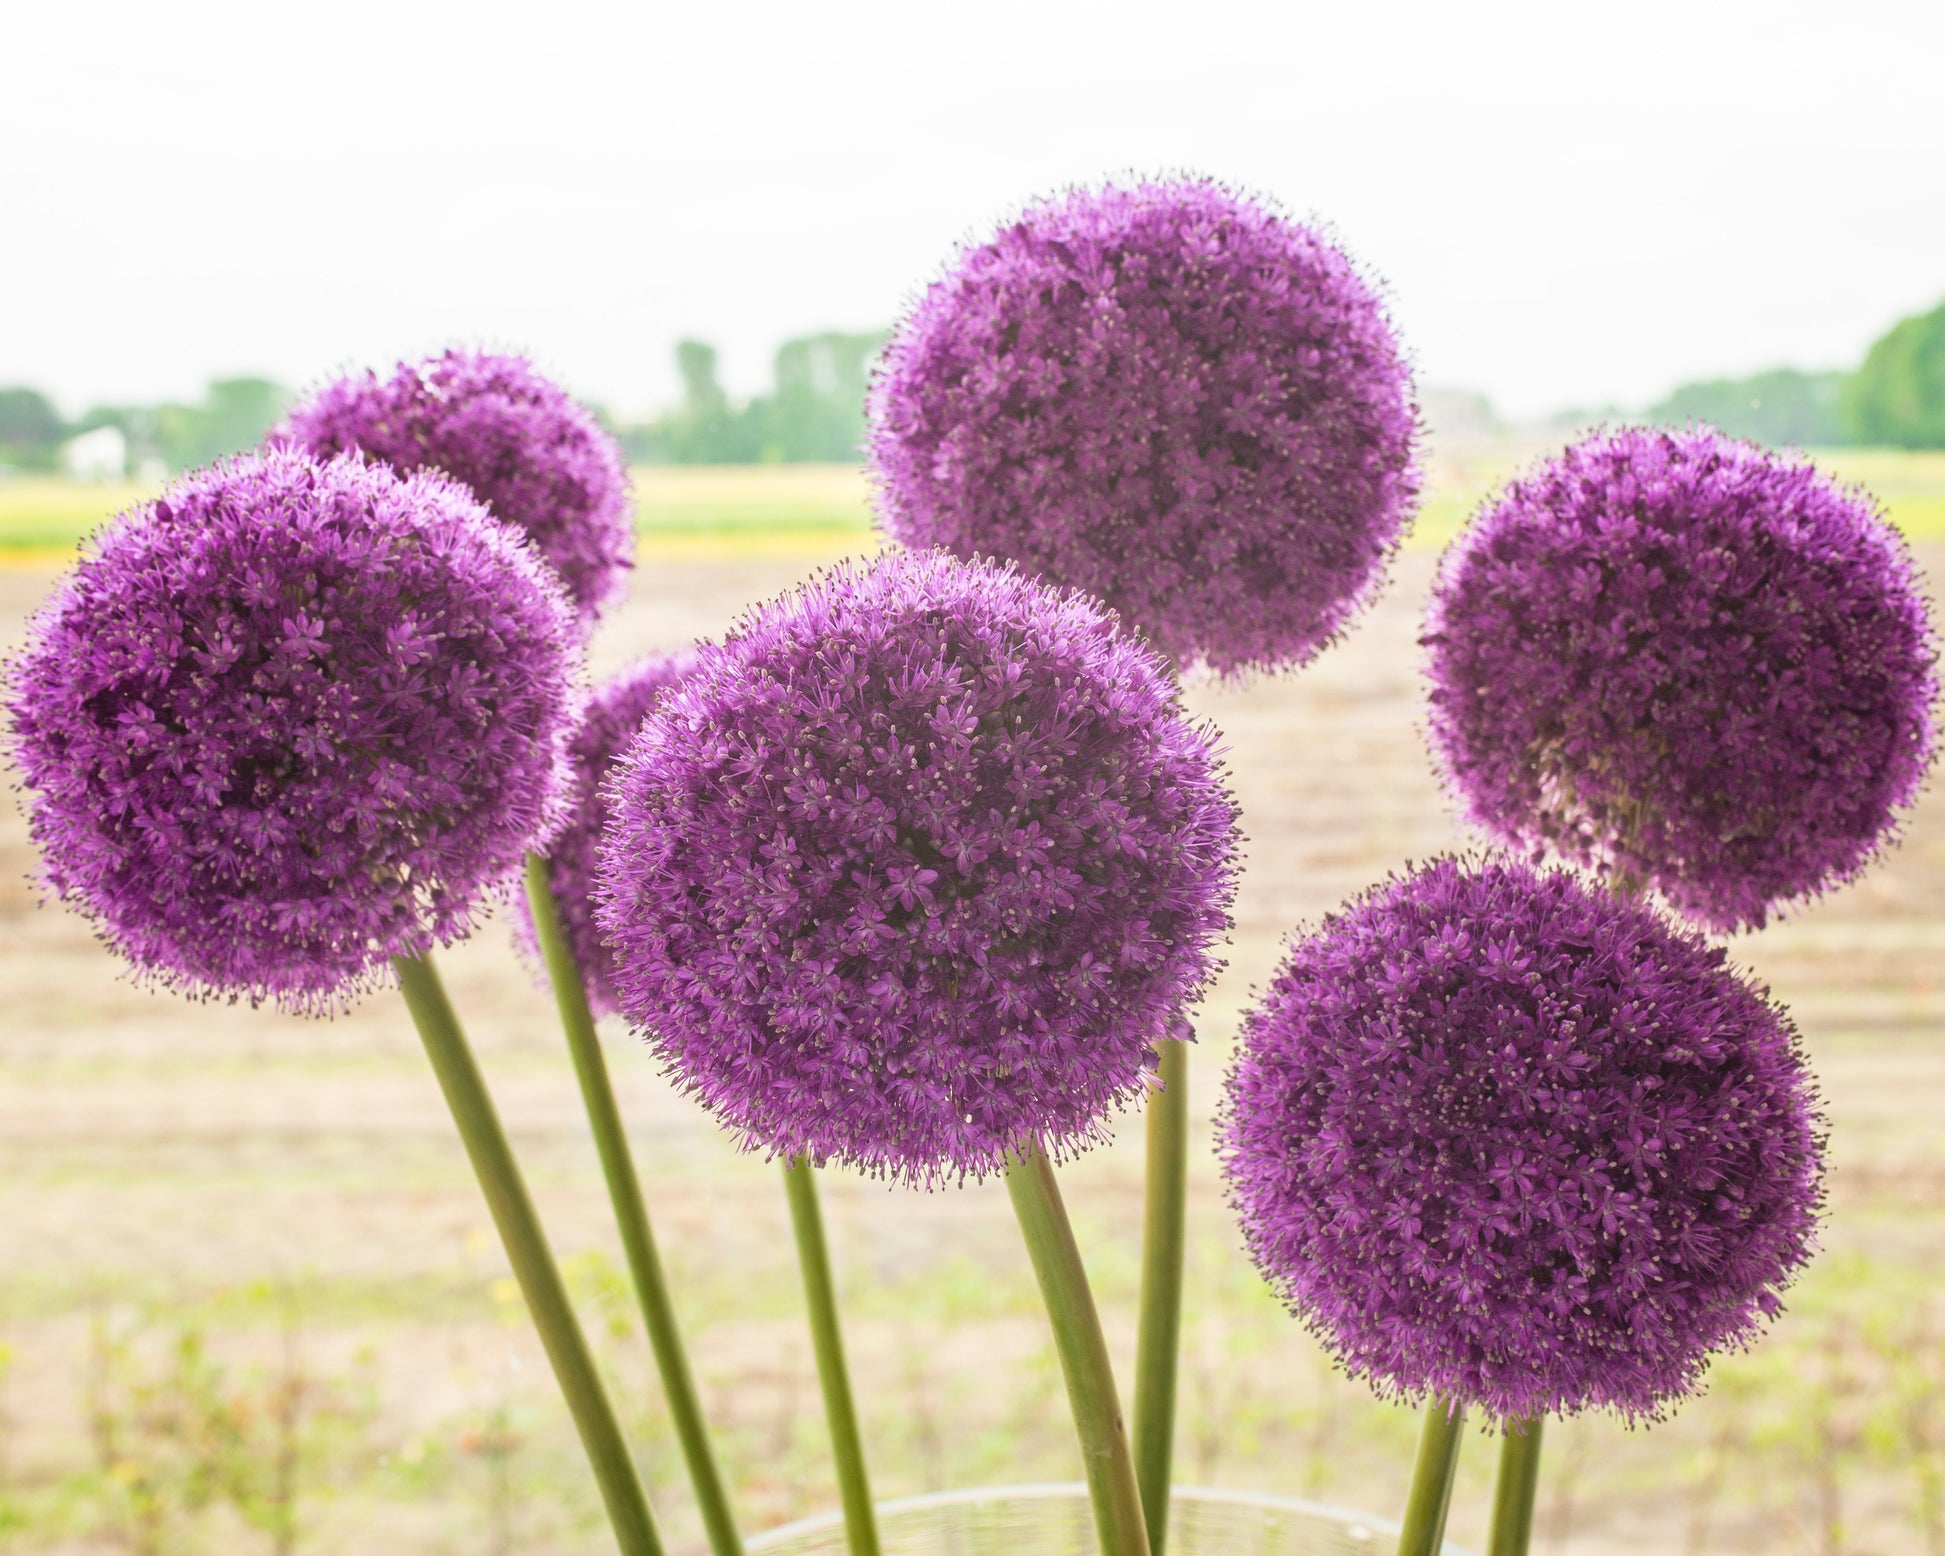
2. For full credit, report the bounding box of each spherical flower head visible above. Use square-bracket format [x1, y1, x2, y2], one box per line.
[280, 348, 633, 627]
[1424, 426, 1939, 932]
[1220, 856, 1824, 1424]
[596, 548, 1239, 1185]
[5, 449, 580, 1011]
[868, 176, 1420, 678]
[518, 653, 695, 1017]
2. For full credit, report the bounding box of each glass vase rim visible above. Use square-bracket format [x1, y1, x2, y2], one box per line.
[746, 1479, 1470, 1552]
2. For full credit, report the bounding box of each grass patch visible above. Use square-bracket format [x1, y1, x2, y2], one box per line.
[0, 479, 154, 557]
[631, 463, 872, 535]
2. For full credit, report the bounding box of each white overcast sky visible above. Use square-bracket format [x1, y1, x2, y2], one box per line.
[5, 0, 1942, 421]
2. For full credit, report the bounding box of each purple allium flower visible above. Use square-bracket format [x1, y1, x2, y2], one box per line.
[281, 349, 633, 626]
[1424, 426, 1938, 933]
[1220, 856, 1824, 1424]
[5, 449, 580, 1011]
[868, 176, 1420, 678]
[519, 653, 695, 1017]
[596, 548, 1239, 1185]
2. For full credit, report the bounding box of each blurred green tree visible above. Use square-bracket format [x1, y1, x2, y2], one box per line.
[748, 331, 885, 462]
[0, 387, 66, 469]
[1649, 368, 1849, 448]
[660, 340, 756, 463]
[643, 331, 885, 463]
[154, 378, 289, 471]
[1842, 299, 1945, 448]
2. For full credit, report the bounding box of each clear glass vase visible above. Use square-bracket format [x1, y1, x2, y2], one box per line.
[746, 1482, 1469, 1554]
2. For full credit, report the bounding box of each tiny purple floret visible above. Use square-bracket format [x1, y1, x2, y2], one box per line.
[1220, 857, 1824, 1423]
[5, 449, 580, 1010]
[1424, 426, 1939, 932]
[869, 177, 1420, 678]
[596, 548, 1240, 1185]
[281, 348, 634, 627]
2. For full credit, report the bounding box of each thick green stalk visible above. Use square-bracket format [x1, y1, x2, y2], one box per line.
[1006, 1145, 1152, 1556]
[393, 952, 662, 1556]
[781, 1160, 880, 1556]
[1395, 1396, 1465, 1556]
[523, 858, 745, 1556]
[1132, 1038, 1188, 1556]
[1485, 1415, 1545, 1556]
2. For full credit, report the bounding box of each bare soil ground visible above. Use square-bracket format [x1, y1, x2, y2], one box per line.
[2, 539, 1942, 1555]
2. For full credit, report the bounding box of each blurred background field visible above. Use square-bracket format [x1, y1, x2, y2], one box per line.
[9, 0, 1945, 1547]
[2, 487, 1942, 1555]
[6, 445, 1945, 570]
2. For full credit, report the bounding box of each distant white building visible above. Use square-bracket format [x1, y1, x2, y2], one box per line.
[62, 425, 127, 482]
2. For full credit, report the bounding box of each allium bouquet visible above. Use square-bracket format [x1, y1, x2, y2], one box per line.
[8, 170, 1934, 1556]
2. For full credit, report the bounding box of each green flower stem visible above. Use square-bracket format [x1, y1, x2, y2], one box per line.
[1395, 1396, 1465, 1556]
[393, 951, 662, 1556]
[1485, 1415, 1545, 1556]
[523, 857, 745, 1556]
[1132, 1037, 1189, 1556]
[781, 1159, 881, 1556]
[1006, 1144, 1152, 1556]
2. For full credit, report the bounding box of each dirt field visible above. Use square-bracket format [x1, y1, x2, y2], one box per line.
[2, 532, 1942, 1556]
